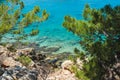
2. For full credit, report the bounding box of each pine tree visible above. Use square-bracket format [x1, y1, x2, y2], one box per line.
[63, 4, 120, 80]
[0, 0, 49, 41]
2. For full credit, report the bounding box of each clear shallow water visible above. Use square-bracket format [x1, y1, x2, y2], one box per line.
[2, 0, 120, 53]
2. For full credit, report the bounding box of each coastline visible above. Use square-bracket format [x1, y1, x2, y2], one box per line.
[0, 42, 78, 80]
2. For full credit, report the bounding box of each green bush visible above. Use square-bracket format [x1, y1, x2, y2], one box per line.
[71, 65, 89, 80]
[18, 55, 32, 66]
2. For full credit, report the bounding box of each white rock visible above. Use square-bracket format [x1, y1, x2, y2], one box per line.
[61, 60, 73, 70]
[16, 48, 34, 55]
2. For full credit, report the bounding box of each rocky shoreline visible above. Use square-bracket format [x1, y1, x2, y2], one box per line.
[0, 42, 79, 80]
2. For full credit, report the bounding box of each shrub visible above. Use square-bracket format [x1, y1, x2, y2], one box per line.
[18, 55, 32, 66]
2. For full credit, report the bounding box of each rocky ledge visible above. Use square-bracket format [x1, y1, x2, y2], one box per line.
[0, 43, 79, 80]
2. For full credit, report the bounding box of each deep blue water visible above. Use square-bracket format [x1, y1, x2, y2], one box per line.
[2, 0, 120, 53]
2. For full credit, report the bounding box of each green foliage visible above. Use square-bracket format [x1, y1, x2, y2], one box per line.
[0, 0, 49, 41]
[68, 48, 86, 63]
[19, 1, 24, 9]
[34, 6, 40, 13]
[12, 29, 21, 34]
[71, 65, 90, 80]
[20, 6, 41, 26]
[42, 10, 49, 21]
[68, 49, 90, 79]
[68, 55, 76, 63]
[63, 4, 120, 80]
[18, 55, 32, 66]
[22, 41, 30, 46]
[30, 29, 39, 36]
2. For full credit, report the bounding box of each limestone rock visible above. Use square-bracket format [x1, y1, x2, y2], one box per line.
[0, 53, 8, 64]
[2, 57, 22, 67]
[0, 66, 38, 80]
[61, 60, 73, 70]
[47, 60, 77, 80]
[47, 69, 78, 80]
[0, 46, 9, 55]
[16, 48, 35, 55]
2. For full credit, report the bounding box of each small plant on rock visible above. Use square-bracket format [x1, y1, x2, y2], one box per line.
[18, 55, 32, 66]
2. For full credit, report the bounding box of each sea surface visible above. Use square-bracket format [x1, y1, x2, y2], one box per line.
[1, 0, 120, 53]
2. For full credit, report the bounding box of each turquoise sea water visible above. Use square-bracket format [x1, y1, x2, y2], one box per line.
[2, 0, 120, 53]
